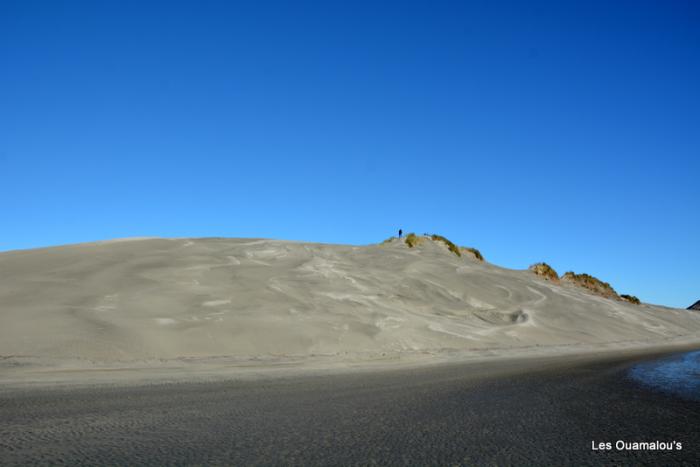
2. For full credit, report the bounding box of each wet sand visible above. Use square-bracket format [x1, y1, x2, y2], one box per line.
[2, 349, 699, 466]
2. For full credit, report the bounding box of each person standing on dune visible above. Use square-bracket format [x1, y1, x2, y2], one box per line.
[398, 229, 402, 238]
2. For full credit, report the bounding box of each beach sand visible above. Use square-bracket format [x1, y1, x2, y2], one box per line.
[3, 237, 700, 464]
[1, 347, 699, 466]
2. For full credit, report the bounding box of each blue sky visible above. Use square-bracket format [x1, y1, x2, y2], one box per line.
[1, 1, 698, 308]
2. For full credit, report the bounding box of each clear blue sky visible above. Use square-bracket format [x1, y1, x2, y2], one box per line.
[1, 1, 698, 308]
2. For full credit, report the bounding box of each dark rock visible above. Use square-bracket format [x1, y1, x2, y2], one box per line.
[688, 300, 700, 311]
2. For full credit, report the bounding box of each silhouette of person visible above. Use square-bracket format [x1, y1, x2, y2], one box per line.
[398, 229, 403, 238]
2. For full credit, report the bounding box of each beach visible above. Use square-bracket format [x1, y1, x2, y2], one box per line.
[2, 347, 699, 466]
[2, 237, 700, 465]
[4, 0, 698, 463]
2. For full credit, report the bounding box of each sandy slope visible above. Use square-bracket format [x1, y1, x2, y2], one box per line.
[1, 237, 699, 380]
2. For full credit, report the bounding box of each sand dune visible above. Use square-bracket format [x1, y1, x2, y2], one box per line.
[1, 236, 699, 382]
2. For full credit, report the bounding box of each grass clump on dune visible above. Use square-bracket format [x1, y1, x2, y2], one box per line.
[562, 271, 619, 299]
[461, 247, 484, 261]
[381, 236, 396, 245]
[430, 234, 461, 257]
[529, 262, 559, 282]
[404, 233, 423, 248]
[621, 294, 641, 305]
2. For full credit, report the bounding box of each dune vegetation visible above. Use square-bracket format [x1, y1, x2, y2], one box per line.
[429, 234, 462, 257]
[397, 233, 481, 260]
[394, 234, 641, 304]
[562, 271, 619, 300]
[529, 263, 559, 282]
[461, 246, 484, 262]
[404, 233, 423, 248]
[621, 294, 641, 305]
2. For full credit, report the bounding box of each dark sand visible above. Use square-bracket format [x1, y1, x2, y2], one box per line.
[2, 349, 700, 466]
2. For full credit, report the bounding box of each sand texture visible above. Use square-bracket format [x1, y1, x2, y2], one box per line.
[1, 237, 699, 382]
[2, 350, 700, 466]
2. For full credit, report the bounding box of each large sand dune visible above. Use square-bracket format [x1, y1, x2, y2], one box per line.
[1, 237, 699, 381]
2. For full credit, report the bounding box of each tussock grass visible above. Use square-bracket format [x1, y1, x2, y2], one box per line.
[529, 262, 559, 282]
[430, 234, 461, 257]
[461, 247, 484, 262]
[562, 271, 619, 299]
[381, 237, 395, 245]
[621, 294, 641, 305]
[404, 233, 423, 248]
